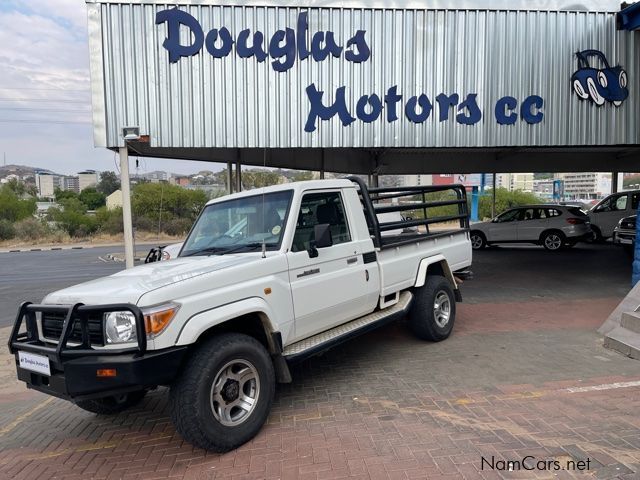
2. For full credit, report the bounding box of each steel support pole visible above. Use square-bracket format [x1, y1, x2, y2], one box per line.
[612, 171, 619, 193]
[492, 173, 497, 218]
[236, 160, 242, 192]
[119, 146, 134, 269]
[320, 149, 325, 179]
[227, 161, 233, 193]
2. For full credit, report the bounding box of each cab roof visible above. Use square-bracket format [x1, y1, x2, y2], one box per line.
[205, 179, 355, 206]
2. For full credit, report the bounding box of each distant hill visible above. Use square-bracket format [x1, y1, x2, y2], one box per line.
[0, 164, 58, 179]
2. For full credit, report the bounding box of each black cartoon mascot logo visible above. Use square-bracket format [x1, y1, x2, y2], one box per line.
[571, 49, 628, 107]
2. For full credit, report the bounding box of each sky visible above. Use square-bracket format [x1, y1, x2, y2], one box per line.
[0, 0, 218, 176]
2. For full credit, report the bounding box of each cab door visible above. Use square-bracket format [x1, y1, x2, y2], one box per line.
[591, 193, 630, 238]
[286, 190, 374, 341]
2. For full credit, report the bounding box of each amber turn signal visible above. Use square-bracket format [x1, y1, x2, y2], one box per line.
[143, 304, 179, 337]
[96, 369, 117, 377]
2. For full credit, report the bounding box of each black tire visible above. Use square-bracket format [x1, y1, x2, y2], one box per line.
[541, 231, 565, 251]
[75, 390, 147, 415]
[470, 231, 486, 250]
[169, 333, 275, 452]
[591, 225, 604, 243]
[408, 275, 456, 342]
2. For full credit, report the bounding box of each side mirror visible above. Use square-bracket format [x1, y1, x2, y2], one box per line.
[307, 223, 332, 257]
[314, 223, 333, 248]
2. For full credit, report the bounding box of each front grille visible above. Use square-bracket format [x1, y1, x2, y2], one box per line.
[41, 311, 106, 346]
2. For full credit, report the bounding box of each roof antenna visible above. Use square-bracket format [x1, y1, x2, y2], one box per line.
[261, 147, 267, 259]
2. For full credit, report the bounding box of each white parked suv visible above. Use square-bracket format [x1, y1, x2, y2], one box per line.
[9, 178, 472, 452]
[470, 204, 592, 251]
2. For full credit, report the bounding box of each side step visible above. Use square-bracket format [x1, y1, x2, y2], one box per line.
[283, 290, 413, 363]
[604, 311, 640, 360]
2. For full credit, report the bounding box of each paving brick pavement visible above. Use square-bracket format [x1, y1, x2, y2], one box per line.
[2, 297, 640, 480]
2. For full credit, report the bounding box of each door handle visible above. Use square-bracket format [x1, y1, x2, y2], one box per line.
[346, 257, 358, 265]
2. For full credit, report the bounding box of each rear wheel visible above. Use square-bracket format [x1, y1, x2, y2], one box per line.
[470, 231, 486, 250]
[76, 390, 147, 415]
[408, 275, 456, 341]
[169, 333, 275, 452]
[541, 231, 564, 251]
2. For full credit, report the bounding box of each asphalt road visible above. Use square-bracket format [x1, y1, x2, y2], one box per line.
[0, 246, 124, 328]
[0, 242, 633, 328]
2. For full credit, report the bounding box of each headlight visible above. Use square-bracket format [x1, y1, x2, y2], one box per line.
[143, 303, 179, 338]
[104, 311, 137, 344]
[103, 304, 179, 344]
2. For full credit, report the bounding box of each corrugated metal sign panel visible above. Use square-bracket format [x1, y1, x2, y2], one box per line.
[88, 2, 639, 149]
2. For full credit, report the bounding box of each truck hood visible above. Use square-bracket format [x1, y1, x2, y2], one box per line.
[42, 254, 258, 305]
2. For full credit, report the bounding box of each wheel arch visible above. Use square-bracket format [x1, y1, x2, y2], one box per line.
[176, 298, 278, 352]
[175, 298, 292, 383]
[414, 255, 457, 290]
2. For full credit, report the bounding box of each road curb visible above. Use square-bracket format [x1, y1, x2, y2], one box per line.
[0, 246, 93, 253]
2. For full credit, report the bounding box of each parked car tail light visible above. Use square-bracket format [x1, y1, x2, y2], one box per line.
[566, 218, 585, 225]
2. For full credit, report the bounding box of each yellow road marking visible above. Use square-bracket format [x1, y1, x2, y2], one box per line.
[0, 397, 54, 437]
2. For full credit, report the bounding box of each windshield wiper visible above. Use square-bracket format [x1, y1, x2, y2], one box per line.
[182, 242, 276, 257]
[216, 242, 277, 255]
[181, 246, 227, 257]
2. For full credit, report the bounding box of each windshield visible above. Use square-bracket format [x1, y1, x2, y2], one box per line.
[180, 190, 293, 257]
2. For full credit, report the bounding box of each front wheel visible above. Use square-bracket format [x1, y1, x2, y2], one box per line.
[75, 390, 147, 414]
[408, 275, 456, 341]
[170, 333, 275, 452]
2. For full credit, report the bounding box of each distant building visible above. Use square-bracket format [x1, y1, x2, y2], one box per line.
[62, 176, 80, 193]
[496, 173, 534, 192]
[35, 201, 59, 218]
[78, 170, 99, 191]
[555, 172, 611, 200]
[106, 189, 123, 210]
[36, 173, 59, 198]
[533, 179, 554, 199]
[175, 176, 191, 187]
[401, 174, 432, 186]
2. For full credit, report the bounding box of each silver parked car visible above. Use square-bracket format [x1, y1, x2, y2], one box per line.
[470, 205, 592, 251]
[589, 190, 640, 240]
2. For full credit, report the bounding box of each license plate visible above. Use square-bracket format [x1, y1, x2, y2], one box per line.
[18, 351, 51, 376]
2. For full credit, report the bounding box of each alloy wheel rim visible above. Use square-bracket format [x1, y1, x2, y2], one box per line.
[471, 235, 483, 249]
[433, 291, 451, 328]
[545, 235, 562, 250]
[210, 359, 260, 427]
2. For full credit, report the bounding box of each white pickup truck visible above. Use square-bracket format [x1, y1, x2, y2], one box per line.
[9, 178, 472, 452]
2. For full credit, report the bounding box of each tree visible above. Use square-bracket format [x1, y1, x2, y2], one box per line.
[54, 188, 78, 202]
[240, 169, 284, 189]
[291, 171, 315, 182]
[47, 198, 97, 237]
[132, 183, 207, 224]
[478, 188, 542, 220]
[96, 171, 120, 195]
[79, 187, 106, 210]
[0, 184, 36, 222]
